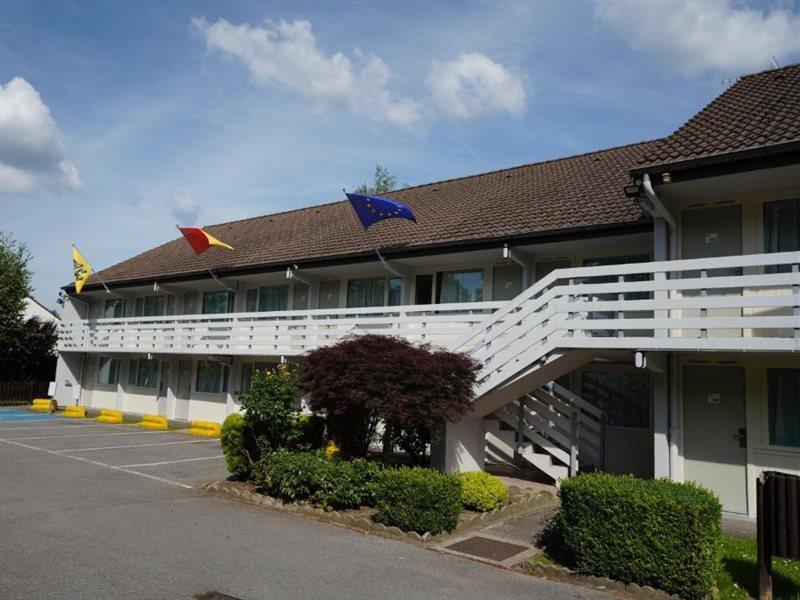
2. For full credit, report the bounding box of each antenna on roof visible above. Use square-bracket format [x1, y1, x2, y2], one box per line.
[770, 56, 781, 69]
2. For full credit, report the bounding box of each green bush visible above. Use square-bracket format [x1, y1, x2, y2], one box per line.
[239, 364, 300, 456]
[220, 413, 252, 479]
[538, 473, 722, 600]
[253, 449, 380, 509]
[458, 471, 508, 511]
[372, 467, 462, 535]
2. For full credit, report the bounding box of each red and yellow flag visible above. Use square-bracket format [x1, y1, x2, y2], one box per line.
[178, 227, 234, 255]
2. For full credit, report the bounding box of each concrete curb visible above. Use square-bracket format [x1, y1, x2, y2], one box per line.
[522, 562, 681, 600]
[203, 480, 556, 545]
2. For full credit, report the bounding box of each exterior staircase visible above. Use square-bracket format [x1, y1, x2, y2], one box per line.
[447, 251, 798, 481]
[485, 381, 605, 482]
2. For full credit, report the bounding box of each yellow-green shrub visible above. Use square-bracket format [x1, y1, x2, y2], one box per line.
[458, 471, 508, 511]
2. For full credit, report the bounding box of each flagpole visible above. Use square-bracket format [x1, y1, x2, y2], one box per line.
[73, 243, 113, 295]
[344, 188, 389, 268]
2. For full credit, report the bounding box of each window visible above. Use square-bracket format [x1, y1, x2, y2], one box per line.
[347, 277, 386, 308]
[492, 264, 523, 301]
[240, 362, 274, 393]
[768, 368, 800, 447]
[134, 295, 165, 317]
[318, 280, 341, 309]
[96, 357, 119, 385]
[435, 269, 484, 303]
[764, 198, 800, 273]
[292, 283, 309, 310]
[414, 274, 433, 305]
[583, 255, 650, 300]
[103, 299, 126, 319]
[534, 259, 571, 283]
[246, 286, 288, 312]
[580, 371, 651, 430]
[196, 360, 229, 394]
[387, 277, 402, 306]
[128, 358, 159, 388]
[202, 290, 232, 314]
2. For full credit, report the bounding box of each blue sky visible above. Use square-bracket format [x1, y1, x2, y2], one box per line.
[1, 0, 798, 306]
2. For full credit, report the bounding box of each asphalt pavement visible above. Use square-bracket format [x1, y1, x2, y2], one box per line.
[0, 410, 612, 600]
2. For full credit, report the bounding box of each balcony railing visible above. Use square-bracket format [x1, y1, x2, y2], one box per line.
[58, 252, 799, 366]
[57, 302, 505, 356]
[454, 251, 799, 395]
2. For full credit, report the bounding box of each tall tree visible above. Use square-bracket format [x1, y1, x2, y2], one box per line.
[0, 232, 32, 356]
[354, 164, 402, 195]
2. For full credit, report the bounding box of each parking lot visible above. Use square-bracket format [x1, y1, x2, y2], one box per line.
[0, 408, 228, 488]
[0, 407, 609, 600]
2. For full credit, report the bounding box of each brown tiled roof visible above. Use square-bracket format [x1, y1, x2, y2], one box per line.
[83, 140, 657, 289]
[638, 63, 800, 168]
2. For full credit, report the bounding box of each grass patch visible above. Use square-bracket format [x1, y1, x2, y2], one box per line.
[717, 535, 800, 600]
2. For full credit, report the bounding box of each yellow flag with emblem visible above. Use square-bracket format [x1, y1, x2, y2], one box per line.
[72, 245, 92, 294]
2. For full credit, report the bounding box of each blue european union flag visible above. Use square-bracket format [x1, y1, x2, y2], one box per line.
[346, 192, 417, 230]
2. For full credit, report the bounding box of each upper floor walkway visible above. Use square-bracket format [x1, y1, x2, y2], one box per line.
[59, 251, 799, 364]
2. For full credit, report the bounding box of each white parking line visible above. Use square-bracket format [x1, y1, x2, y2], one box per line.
[57, 439, 218, 453]
[13, 430, 172, 441]
[0, 436, 194, 490]
[0, 424, 102, 432]
[119, 455, 224, 468]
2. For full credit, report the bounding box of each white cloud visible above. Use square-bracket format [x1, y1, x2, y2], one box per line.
[0, 77, 81, 195]
[428, 53, 526, 120]
[169, 194, 200, 224]
[192, 18, 424, 130]
[595, 0, 800, 75]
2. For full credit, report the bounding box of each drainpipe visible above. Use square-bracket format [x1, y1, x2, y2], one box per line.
[640, 173, 679, 481]
[641, 173, 677, 257]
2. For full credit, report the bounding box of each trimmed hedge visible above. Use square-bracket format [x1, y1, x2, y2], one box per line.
[372, 467, 461, 535]
[539, 473, 722, 600]
[253, 449, 380, 509]
[221, 413, 251, 479]
[459, 471, 508, 512]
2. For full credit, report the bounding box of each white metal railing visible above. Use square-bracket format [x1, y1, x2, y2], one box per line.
[492, 381, 606, 477]
[58, 251, 799, 395]
[57, 301, 505, 356]
[452, 251, 799, 396]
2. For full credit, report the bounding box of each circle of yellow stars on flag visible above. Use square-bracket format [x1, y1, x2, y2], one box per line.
[366, 198, 405, 218]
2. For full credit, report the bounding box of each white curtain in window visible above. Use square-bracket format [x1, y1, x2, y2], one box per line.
[437, 270, 483, 303]
[258, 286, 288, 311]
[347, 277, 385, 308]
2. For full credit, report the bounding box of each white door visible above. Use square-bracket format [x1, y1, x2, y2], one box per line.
[683, 365, 748, 514]
[681, 205, 743, 338]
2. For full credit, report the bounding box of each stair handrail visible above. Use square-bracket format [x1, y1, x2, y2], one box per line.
[452, 250, 800, 355]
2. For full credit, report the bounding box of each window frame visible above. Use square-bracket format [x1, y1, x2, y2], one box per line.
[134, 295, 166, 318]
[246, 285, 289, 312]
[127, 358, 159, 389]
[103, 299, 127, 319]
[202, 290, 233, 315]
[96, 356, 119, 386]
[764, 197, 800, 274]
[767, 368, 800, 449]
[434, 268, 485, 304]
[195, 360, 230, 395]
